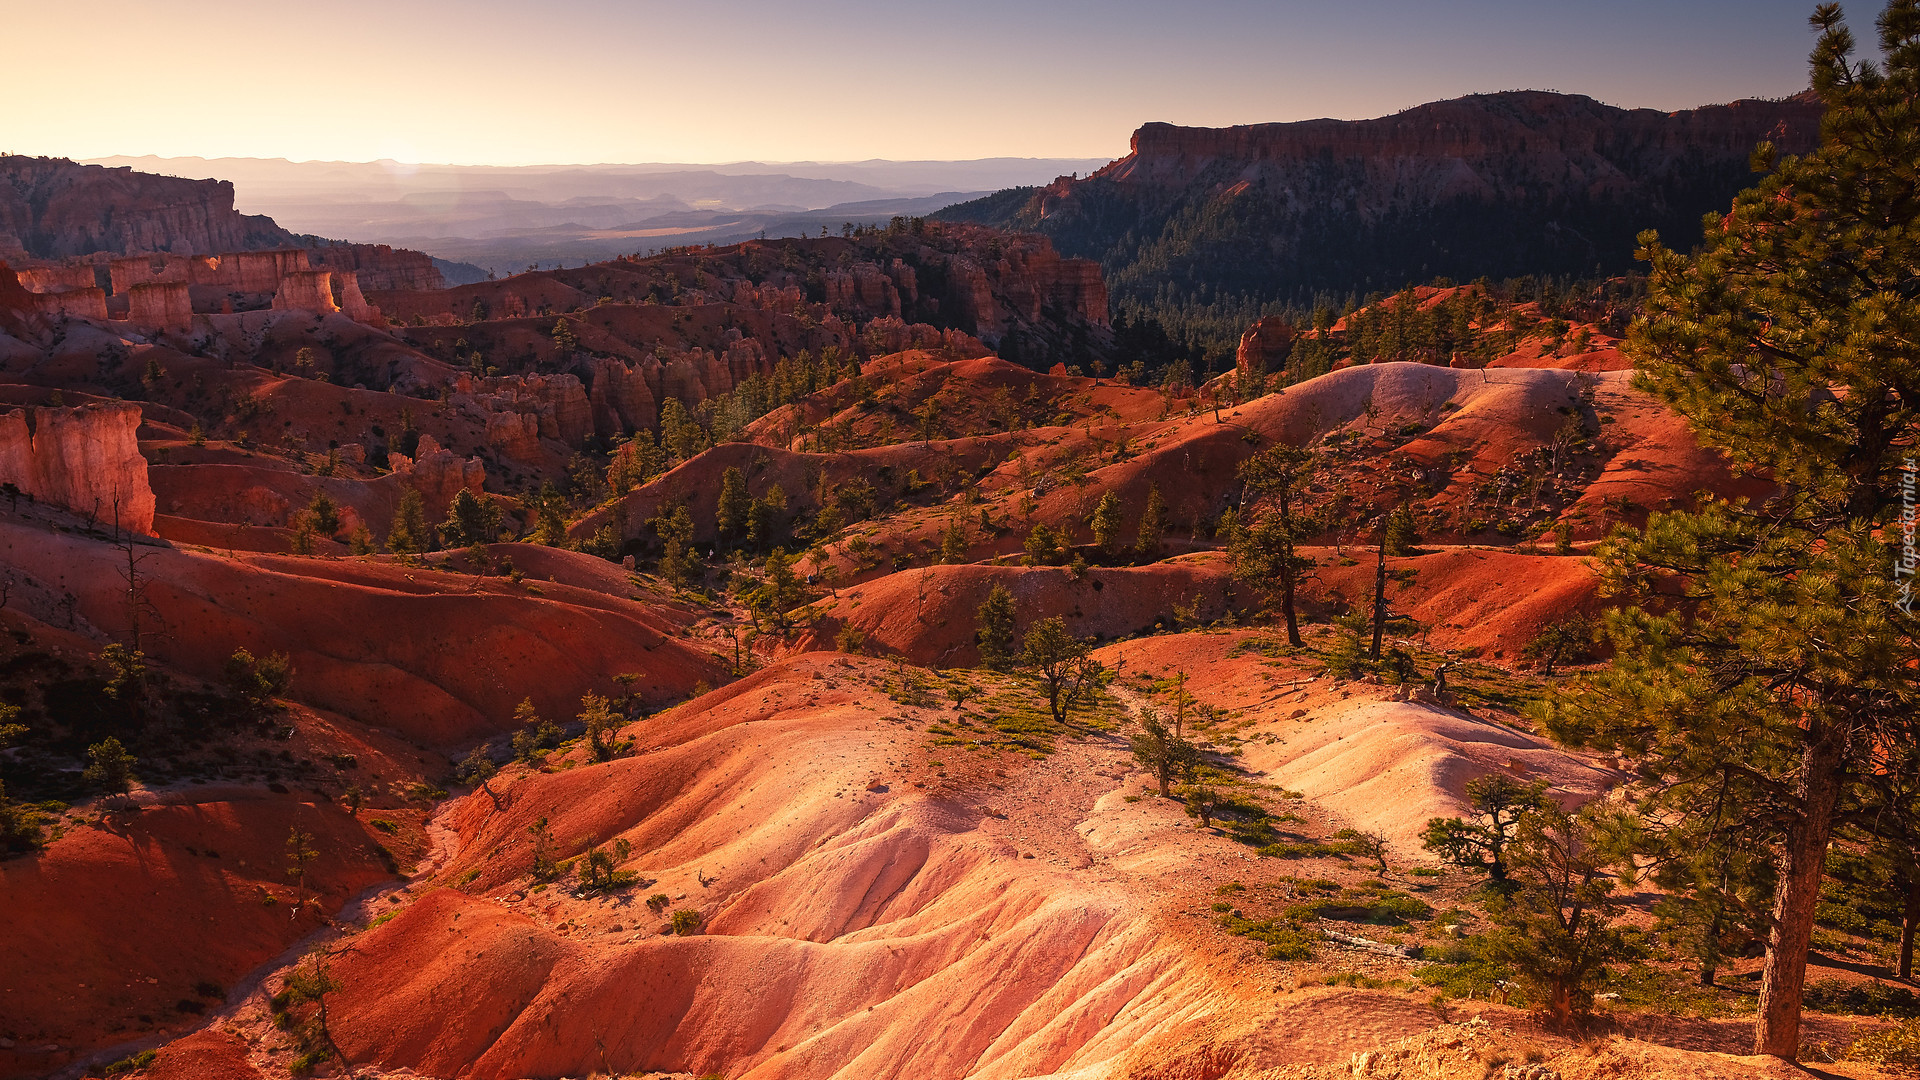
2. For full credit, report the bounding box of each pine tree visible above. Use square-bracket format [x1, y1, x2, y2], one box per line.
[745, 549, 808, 630]
[1234, 445, 1317, 645]
[662, 507, 701, 587]
[1129, 709, 1198, 796]
[1019, 616, 1099, 725]
[83, 737, 136, 807]
[439, 489, 500, 547]
[975, 584, 1018, 672]
[1090, 491, 1124, 556]
[387, 487, 429, 556]
[1482, 806, 1633, 1025]
[940, 516, 970, 564]
[1420, 773, 1550, 883]
[306, 492, 341, 538]
[659, 398, 706, 462]
[530, 480, 568, 546]
[580, 693, 624, 762]
[715, 467, 750, 541]
[1382, 502, 1418, 557]
[1543, 4, 1920, 1057]
[510, 697, 561, 763]
[1134, 483, 1168, 559]
[1023, 522, 1061, 565]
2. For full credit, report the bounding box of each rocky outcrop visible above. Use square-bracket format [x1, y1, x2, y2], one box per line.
[0, 402, 156, 534]
[949, 89, 1827, 304]
[307, 243, 444, 292]
[451, 372, 593, 461]
[1096, 93, 1823, 192]
[333, 271, 380, 323]
[14, 263, 100, 292]
[127, 281, 193, 332]
[1236, 316, 1295, 378]
[0, 156, 297, 261]
[271, 270, 341, 315]
[34, 287, 108, 321]
[823, 265, 902, 318]
[584, 357, 660, 434]
[0, 159, 446, 327]
[383, 435, 485, 518]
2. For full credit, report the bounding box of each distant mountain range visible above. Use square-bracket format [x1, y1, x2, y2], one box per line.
[937, 90, 1825, 321]
[86, 156, 1109, 277]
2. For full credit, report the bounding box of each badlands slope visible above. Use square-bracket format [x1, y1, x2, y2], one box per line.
[140, 648, 1877, 1080]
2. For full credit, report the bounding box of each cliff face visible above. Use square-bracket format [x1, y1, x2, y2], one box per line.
[0, 157, 297, 261]
[1092, 92, 1822, 193]
[943, 90, 1826, 304]
[0, 159, 445, 300]
[0, 402, 156, 534]
[307, 243, 444, 291]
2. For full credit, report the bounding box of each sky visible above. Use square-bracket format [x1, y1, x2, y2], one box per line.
[6, 0, 1833, 166]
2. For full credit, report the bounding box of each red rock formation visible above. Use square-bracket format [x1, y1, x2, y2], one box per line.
[585, 356, 660, 433]
[307, 243, 445, 291]
[0, 261, 36, 335]
[33, 287, 108, 321]
[1236, 316, 1296, 379]
[109, 253, 192, 294]
[0, 402, 155, 533]
[1087, 92, 1824, 193]
[198, 250, 312, 292]
[384, 435, 485, 518]
[126, 280, 193, 332]
[13, 263, 99, 292]
[332, 270, 382, 324]
[271, 270, 341, 315]
[824, 264, 902, 317]
[0, 156, 297, 260]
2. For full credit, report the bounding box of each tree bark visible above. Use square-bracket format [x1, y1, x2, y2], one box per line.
[1369, 529, 1388, 661]
[1754, 721, 1848, 1059]
[1900, 873, 1918, 981]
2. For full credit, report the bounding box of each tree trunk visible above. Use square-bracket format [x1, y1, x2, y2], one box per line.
[1369, 529, 1389, 662]
[1754, 722, 1848, 1059]
[1900, 873, 1918, 981]
[1278, 485, 1302, 647]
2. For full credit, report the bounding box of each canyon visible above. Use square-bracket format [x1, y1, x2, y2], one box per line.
[0, 87, 1912, 1080]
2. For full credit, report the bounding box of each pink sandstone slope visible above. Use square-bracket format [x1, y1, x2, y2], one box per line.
[0, 509, 720, 746]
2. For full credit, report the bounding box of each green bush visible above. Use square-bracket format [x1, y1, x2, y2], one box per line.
[1257, 840, 1339, 859]
[671, 908, 703, 935]
[1215, 910, 1321, 961]
[101, 1050, 157, 1076]
[1806, 978, 1920, 1019]
[1848, 1017, 1920, 1071]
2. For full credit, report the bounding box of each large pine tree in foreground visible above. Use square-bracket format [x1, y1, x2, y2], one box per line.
[1542, 0, 1920, 1059]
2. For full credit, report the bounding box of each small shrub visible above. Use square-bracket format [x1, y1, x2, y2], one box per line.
[1848, 1017, 1920, 1072]
[101, 1050, 157, 1075]
[368, 817, 398, 834]
[1257, 840, 1338, 859]
[671, 908, 704, 935]
[1806, 978, 1920, 1019]
[1216, 910, 1321, 961]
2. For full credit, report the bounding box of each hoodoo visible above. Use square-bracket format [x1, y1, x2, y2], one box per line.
[0, 402, 155, 534]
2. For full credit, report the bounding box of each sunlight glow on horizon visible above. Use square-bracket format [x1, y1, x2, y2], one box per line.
[8, 0, 1824, 167]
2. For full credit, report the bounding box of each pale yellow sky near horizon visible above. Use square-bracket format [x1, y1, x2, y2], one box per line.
[6, 0, 1817, 167]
